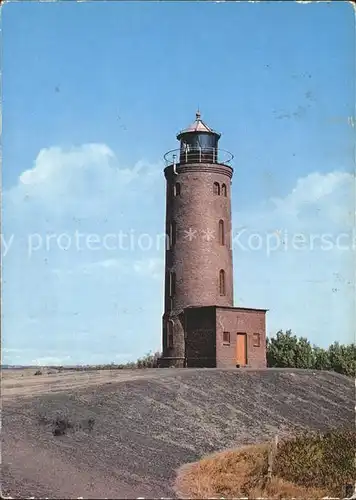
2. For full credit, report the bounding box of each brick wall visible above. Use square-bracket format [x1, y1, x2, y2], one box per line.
[164, 163, 234, 312]
[161, 160, 235, 364]
[161, 311, 185, 367]
[185, 307, 216, 367]
[216, 307, 267, 369]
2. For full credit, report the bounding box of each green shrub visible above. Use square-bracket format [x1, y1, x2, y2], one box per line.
[135, 351, 160, 368]
[267, 331, 356, 377]
[274, 428, 356, 496]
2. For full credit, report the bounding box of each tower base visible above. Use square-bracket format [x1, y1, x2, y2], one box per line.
[158, 357, 185, 368]
[160, 305, 267, 369]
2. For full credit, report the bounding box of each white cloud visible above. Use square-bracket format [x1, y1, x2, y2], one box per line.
[5, 143, 163, 221]
[133, 257, 164, 280]
[80, 258, 127, 273]
[270, 170, 355, 227]
[2, 348, 25, 354]
[51, 257, 163, 280]
[2, 143, 166, 365]
[19, 144, 114, 186]
[31, 355, 73, 366]
[234, 170, 354, 235]
[272, 171, 352, 209]
[91, 258, 124, 269]
[233, 169, 355, 346]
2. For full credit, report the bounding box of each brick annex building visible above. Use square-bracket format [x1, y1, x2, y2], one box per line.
[159, 112, 267, 369]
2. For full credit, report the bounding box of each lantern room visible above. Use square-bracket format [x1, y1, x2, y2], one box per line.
[176, 111, 221, 164]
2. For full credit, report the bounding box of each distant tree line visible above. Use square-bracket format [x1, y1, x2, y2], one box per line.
[267, 330, 355, 377]
[47, 331, 354, 376]
[52, 351, 161, 372]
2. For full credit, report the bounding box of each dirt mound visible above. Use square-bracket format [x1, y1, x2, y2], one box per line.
[2, 368, 353, 499]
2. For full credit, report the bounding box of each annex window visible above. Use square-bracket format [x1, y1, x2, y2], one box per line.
[169, 271, 176, 297]
[169, 221, 177, 247]
[167, 320, 174, 348]
[219, 269, 226, 296]
[221, 183, 227, 197]
[213, 182, 220, 195]
[223, 331, 230, 345]
[174, 182, 181, 197]
[219, 219, 225, 246]
[253, 333, 261, 348]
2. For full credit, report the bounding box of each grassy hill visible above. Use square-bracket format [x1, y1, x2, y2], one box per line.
[2, 368, 354, 499]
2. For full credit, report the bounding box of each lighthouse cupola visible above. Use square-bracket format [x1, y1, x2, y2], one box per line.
[176, 110, 221, 164]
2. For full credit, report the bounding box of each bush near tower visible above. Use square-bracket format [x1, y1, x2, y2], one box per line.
[267, 329, 355, 377]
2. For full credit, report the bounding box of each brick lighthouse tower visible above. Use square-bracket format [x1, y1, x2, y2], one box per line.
[159, 112, 267, 369]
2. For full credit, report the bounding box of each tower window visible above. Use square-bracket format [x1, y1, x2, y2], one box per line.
[169, 271, 176, 297]
[219, 269, 226, 296]
[213, 182, 220, 195]
[168, 320, 174, 348]
[169, 221, 177, 247]
[223, 331, 230, 345]
[253, 333, 261, 347]
[174, 183, 181, 197]
[219, 220, 225, 246]
[221, 183, 227, 197]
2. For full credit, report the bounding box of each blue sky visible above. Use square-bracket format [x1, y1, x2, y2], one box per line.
[2, 1, 355, 366]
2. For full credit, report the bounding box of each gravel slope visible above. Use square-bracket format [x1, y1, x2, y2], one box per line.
[2, 368, 354, 499]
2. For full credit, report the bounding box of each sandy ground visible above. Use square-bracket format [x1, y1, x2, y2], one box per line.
[2, 368, 354, 499]
[2, 367, 165, 400]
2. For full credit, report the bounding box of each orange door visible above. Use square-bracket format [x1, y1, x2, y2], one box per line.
[236, 333, 247, 366]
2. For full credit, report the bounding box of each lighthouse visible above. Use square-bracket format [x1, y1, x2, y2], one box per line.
[159, 112, 267, 369]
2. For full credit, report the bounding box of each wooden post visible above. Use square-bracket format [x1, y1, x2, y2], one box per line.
[345, 484, 354, 498]
[267, 434, 279, 482]
[345, 482, 356, 498]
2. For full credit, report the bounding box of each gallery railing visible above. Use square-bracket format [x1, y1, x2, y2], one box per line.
[163, 147, 234, 167]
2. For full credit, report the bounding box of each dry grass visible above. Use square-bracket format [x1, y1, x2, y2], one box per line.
[175, 443, 328, 499]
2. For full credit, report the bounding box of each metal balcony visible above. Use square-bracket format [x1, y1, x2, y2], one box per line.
[163, 147, 234, 167]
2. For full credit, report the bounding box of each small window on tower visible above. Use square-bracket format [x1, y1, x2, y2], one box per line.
[169, 271, 176, 297]
[219, 220, 225, 246]
[223, 331, 230, 345]
[213, 182, 220, 195]
[219, 269, 226, 296]
[169, 221, 177, 247]
[253, 333, 261, 347]
[174, 183, 181, 197]
[221, 184, 227, 197]
[168, 320, 174, 348]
